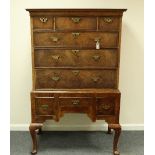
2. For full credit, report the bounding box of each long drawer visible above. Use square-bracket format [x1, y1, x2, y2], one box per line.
[34, 32, 118, 48]
[34, 49, 118, 68]
[35, 69, 117, 89]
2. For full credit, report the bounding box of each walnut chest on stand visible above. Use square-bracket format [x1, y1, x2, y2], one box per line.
[26, 9, 127, 155]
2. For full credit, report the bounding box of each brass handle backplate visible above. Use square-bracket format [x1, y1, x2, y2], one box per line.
[41, 104, 49, 109]
[51, 76, 60, 81]
[72, 33, 80, 38]
[92, 55, 101, 61]
[51, 36, 59, 42]
[94, 38, 100, 42]
[72, 50, 80, 56]
[94, 38, 101, 49]
[71, 17, 81, 23]
[40, 17, 48, 23]
[101, 104, 111, 110]
[103, 17, 113, 23]
[52, 55, 60, 60]
[72, 99, 80, 105]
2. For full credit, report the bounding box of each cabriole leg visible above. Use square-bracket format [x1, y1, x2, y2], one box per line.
[108, 124, 121, 155]
[29, 123, 43, 154]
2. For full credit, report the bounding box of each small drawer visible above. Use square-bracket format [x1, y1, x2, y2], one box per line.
[33, 17, 53, 29]
[59, 97, 92, 107]
[35, 97, 55, 115]
[59, 97, 92, 113]
[98, 17, 120, 31]
[96, 97, 115, 115]
[55, 17, 96, 30]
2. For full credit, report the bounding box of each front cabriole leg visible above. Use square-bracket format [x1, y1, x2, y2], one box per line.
[108, 124, 121, 155]
[29, 123, 43, 154]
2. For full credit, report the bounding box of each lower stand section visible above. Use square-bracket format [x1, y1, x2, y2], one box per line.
[108, 124, 121, 155]
[29, 123, 43, 154]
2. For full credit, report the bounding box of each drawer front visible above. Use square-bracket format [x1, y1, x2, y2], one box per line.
[34, 49, 118, 68]
[59, 97, 92, 113]
[35, 97, 55, 115]
[33, 17, 53, 29]
[96, 97, 115, 115]
[35, 69, 117, 89]
[59, 97, 92, 107]
[98, 17, 120, 31]
[34, 32, 118, 48]
[55, 17, 96, 30]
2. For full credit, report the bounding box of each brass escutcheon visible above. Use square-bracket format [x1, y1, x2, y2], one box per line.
[71, 17, 81, 23]
[72, 50, 80, 56]
[101, 104, 111, 110]
[51, 36, 59, 42]
[40, 17, 48, 23]
[92, 55, 101, 61]
[103, 17, 113, 23]
[72, 70, 80, 76]
[94, 38, 100, 42]
[72, 99, 80, 105]
[72, 32, 80, 38]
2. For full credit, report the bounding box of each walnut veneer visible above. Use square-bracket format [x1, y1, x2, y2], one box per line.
[26, 9, 127, 155]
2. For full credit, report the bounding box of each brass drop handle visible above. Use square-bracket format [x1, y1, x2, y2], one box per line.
[101, 104, 111, 110]
[72, 70, 80, 76]
[92, 55, 101, 61]
[92, 77, 100, 83]
[51, 76, 60, 81]
[41, 104, 49, 109]
[72, 50, 80, 56]
[103, 17, 113, 23]
[72, 33, 80, 38]
[72, 99, 80, 105]
[40, 17, 48, 23]
[71, 17, 81, 23]
[50, 36, 59, 42]
[52, 55, 60, 60]
[94, 38, 101, 49]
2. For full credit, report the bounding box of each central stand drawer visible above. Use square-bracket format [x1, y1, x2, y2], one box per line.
[59, 97, 93, 113]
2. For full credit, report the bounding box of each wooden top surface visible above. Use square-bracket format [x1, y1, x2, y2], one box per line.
[26, 8, 127, 12]
[31, 89, 120, 94]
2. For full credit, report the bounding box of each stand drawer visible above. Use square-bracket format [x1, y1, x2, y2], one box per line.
[35, 97, 55, 115]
